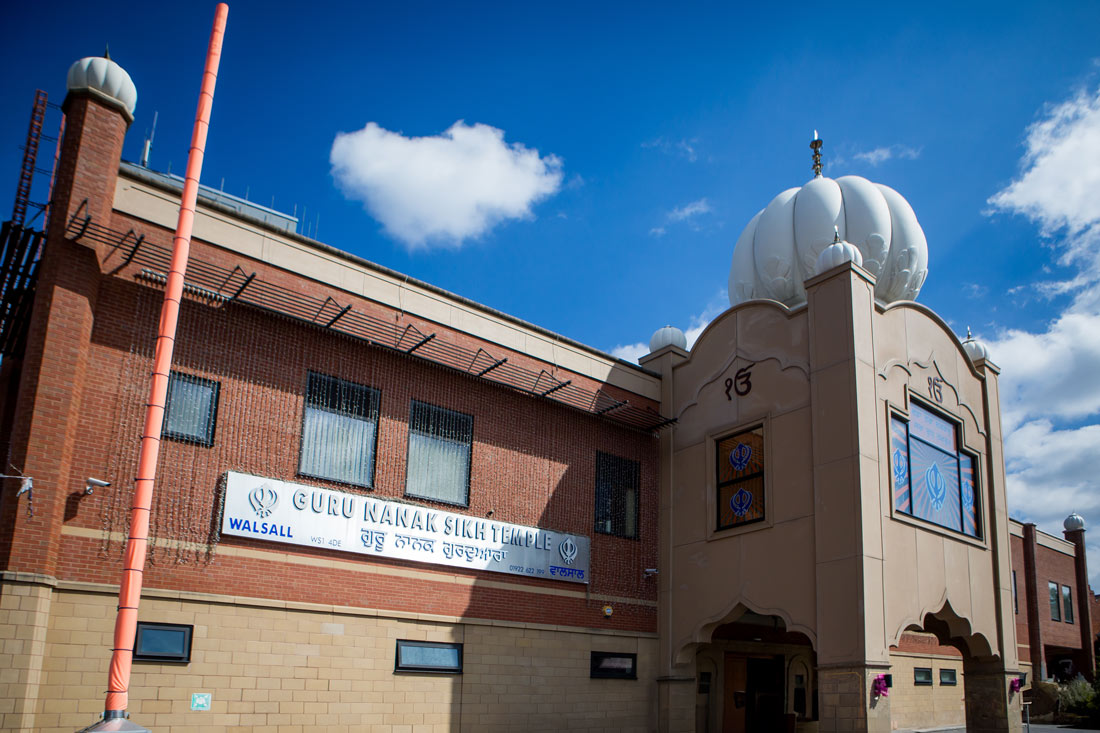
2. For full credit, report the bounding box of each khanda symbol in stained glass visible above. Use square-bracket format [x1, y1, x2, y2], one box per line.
[730, 488, 753, 517]
[926, 463, 947, 510]
[961, 479, 974, 512]
[892, 449, 907, 488]
[730, 443, 752, 471]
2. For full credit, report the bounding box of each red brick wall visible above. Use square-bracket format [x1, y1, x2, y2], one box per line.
[52, 272, 658, 632]
[1035, 541, 1082, 650]
[893, 631, 964, 658]
[3, 88, 660, 635]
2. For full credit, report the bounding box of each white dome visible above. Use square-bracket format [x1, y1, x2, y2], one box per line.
[67, 56, 137, 116]
[1064, 513, 1086, 532]
[729, 175, 928, 308]
[649, 325, 687, 352]
[816, 240, 863, 274]
[962, 335, 991, 363]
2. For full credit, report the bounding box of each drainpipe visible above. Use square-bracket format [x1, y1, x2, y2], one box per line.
[98, 4, 228, 723]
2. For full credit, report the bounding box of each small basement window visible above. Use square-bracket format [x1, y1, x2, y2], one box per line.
[590, 651, 637, 679]
[914, 667, 933, 686]
[940, 669, 957, 686]
[394, 640, 463, 674]
[133, 622, 193, 663]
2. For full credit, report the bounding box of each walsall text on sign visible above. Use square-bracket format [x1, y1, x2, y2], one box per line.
[220, 472, 590, 583]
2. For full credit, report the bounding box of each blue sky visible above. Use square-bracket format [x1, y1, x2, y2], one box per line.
[2, 1, 1099, 579]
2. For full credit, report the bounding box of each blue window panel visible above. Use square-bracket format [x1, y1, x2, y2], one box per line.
[960, 453, 979, 537]
[891, 417, 911, 512]
[909, 440, 962, 532]
[910, 402, 957, 453]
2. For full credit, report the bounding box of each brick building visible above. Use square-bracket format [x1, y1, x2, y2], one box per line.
[0, 49, 1095, 733]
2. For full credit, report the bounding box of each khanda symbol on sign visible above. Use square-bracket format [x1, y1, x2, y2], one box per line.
[249, 483, 279, 518]
[559, 537, 578, 565]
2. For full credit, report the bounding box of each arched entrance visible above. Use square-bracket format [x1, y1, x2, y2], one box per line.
[890, 603, 1020, 732]
[693, 609, 816, 733]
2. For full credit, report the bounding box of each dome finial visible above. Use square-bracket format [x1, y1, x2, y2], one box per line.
[966, 326, 973, 340]
[810, 131, 823, 177]
[833, 225, 841, 244]
[103, 43, 111, 61]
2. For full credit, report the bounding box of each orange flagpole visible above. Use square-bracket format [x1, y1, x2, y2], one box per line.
[102, 3, 228, 720]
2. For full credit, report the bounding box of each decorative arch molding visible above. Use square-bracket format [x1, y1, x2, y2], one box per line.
[891, 594, 995, 661]
[877, 354, 987, 440]
[673, 597, 818, 667]
[876, 300, 988, 381]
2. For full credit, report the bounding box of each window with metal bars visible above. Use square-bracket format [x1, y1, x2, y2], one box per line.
[594, 452, 639, 539]
[405, 400, 473, 506]
[298, 372, 380, 488]
[163, 371, 219, 447]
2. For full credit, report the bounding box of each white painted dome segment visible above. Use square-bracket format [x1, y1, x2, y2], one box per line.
[1065, 512, 1086, 531]
[649, 325, 687, 352]
[66, 56, 137, 116]
[816, 240, 863, 274]
[728, 174, 929, 308]
[874, 183, 928, 302]
[794, 176, 845, 279]
[961, 334, 991, 363]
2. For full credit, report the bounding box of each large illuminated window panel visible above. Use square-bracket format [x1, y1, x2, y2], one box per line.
[716, 427, 765, 531]
[891, 401, 980, 538]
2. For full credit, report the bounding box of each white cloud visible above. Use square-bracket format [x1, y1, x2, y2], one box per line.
[642, 136, 698, 162]
[851, 144, 922, 166]
[649, 226, 666, 238]
[668, 198, 712, 222]
[988, 85, 1100, 285]
[331, 121, 563, 249]
[983, 81, 1100, 586]
[608, 292, 727, 364]
[609, 341, 649, 363]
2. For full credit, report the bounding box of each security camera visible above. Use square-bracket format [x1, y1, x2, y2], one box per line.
[84, 478, 110, 495]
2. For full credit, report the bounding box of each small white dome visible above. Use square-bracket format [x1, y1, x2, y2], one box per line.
[67, 56, 137, 116]
[1064, 513, 1086, 532]
[816, 240, 864, 275]
[649, 325, 687, 352]
[729, 175, 928, 308]
[962, 335, 991, 363]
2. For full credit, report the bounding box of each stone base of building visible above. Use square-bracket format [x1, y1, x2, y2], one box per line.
[0, 577, 658, 733]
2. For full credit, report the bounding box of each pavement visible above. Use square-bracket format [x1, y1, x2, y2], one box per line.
[897, 721, 1078, 726]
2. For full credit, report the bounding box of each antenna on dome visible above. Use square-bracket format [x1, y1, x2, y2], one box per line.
[811, 131, 823, 177]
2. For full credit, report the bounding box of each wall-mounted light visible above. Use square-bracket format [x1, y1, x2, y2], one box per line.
[872, 674, 889, 698]
[602, 605, 613, 618]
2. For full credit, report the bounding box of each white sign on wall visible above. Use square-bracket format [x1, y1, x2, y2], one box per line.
[220, 472, 590, 583]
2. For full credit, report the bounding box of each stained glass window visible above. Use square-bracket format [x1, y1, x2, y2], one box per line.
[716, 427, 765, 531]
[891, 402, 980, 538]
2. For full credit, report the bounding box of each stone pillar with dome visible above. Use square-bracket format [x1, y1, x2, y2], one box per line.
[643, 139, 1022, 733]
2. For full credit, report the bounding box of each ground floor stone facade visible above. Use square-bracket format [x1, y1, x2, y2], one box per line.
[1, 576, 658, 732]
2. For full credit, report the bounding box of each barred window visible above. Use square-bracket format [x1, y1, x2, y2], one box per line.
[716, 427, 764, 531]
[594, 452, 639, 539]
[163, 371, 219, 446]
[298, 372, 380, 488]
[405, 401, 473, 506]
